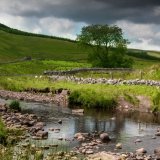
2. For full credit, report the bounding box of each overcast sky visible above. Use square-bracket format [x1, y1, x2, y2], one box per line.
[0, 0, 160, 50]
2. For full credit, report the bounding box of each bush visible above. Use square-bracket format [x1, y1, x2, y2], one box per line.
[9, 100, 21, 111]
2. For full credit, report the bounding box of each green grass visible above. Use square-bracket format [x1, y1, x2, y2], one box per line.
[0, 59, 159, 80]
[0, 60, 90, 75]
[0, 76, 159, 110]
[0, 29, 89, 63]
[132, 58, 159, 69]
[0, 23, 160, 110]
[0, 119, 7, 143]
[123, 93, 140, 106]
[9, 100, 21, 111]
[0, 23, 160, 69]
[69, 90, 116, 109]
[152, 91, 160, 112]
[148, 51, 160, 58]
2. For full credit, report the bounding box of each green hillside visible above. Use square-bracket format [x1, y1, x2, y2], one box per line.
[0, 23, 89, 63]
[0, 23, 159, 73]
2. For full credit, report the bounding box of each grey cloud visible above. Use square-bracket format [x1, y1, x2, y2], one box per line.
[1, 0, 160, 24]
[1, 0, 160, 50]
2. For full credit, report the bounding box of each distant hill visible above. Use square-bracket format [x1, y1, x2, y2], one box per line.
[0, 23, 75, 42]
[0, 23, 159, 63]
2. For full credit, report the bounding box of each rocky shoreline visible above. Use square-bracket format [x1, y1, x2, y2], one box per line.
[0, 89, 155, 113]
[0, 89, 69, 107]
[73, 132, 160, 160]
[0, 103, 49, 141]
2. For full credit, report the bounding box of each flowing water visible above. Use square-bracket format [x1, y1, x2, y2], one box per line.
[1, 98, 160, 154]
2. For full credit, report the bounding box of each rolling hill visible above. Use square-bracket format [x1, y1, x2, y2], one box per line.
[0, 23, 89, 63]
[0, 23, 159, 73]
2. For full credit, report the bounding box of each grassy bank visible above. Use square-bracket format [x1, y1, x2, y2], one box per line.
[0, 118, 24, 145]
[0, 60, 160, 80]
[0, 76, 159, 110]
[0, 60, 90, 75]
[0, 119, 7, 143]
[75, 64, 160, 80]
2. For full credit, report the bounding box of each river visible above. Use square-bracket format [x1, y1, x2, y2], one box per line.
[1, 98, 160, 155]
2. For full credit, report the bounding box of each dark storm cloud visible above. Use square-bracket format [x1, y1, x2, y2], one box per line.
[1, 0, 160, 24]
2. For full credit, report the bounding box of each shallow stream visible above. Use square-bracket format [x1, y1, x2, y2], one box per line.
[1, 98, 160, 154]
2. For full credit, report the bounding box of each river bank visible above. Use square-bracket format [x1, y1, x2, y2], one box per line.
[1, 76, 160, 111]
[0, 89, 68, 107]
[0, 88, 158, 113]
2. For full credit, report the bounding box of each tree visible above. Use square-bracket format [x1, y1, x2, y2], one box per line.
[77, 24, 133, 68]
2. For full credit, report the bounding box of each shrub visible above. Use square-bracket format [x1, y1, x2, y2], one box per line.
[9, 100, 21, 111]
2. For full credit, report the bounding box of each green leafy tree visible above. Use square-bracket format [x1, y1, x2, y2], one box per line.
[77, 24, 133, 68]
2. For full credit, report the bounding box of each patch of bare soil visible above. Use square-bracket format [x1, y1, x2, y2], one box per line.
[118, 96, 151, 113]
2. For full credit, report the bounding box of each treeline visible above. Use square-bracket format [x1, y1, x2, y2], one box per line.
[127, 51, 160, 61]
[0, 23, 75, 43]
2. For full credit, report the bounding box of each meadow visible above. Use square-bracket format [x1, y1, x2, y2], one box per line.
[0, 23, 160, 110]
[0, 60, 90, 75]
[0, 29, 88, 63]
[0, 76, 160, 110]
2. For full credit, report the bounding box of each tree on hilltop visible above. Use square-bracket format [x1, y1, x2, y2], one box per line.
[77, 24, 133, 68]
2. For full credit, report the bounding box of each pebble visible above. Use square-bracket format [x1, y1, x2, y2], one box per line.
[116, 143, 122, 149]
[136, 148, 147, 155]
[135, 139, 142, 143]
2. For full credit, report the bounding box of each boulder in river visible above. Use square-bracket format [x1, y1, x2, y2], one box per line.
[100, 133, 110, 142]
[36, 131, 48, 139]
[72, 109, 84, 115]
[136, 148, 147, 155]
[155, 132, 160, 136]
[58, 120, 62, 124]
[35, 122, 45, 128]
[134, 139, 142, 143]
[74, 132, 89, 138]
[77, 135, 85, 142]
[116, 143, 122, 149]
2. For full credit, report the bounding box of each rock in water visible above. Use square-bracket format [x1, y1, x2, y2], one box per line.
[58, 120, 62, 124]
[77, 136, 85, 142]
[116, 143, 122, 149]
[134, 139, 142, 143]
[36, 131, 48, 139]
[85, 150, 94, 154]
[136, 148, 147, 155]
[72, 109, 84, 115]
[74, 133, 83, 138]
[154, 147, 160, 159]
[155, 132, 160, 136]
[100, 133, 110, 142]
